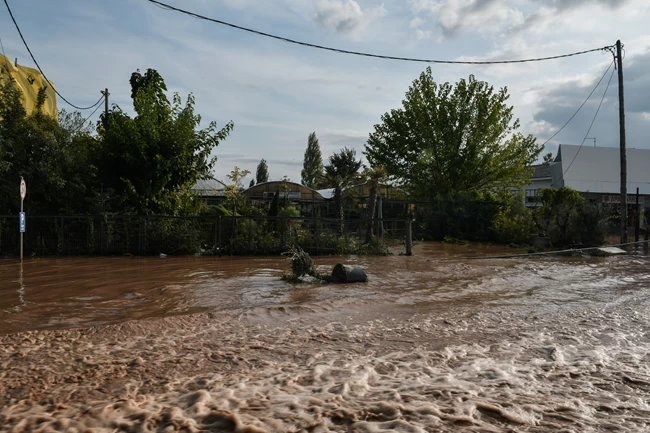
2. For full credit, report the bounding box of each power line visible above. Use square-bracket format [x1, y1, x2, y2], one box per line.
[540, 60, 614, 147]
[2, 0, 102, 110]
[146, 0, 614, 65]
[552, 64, 616, 186]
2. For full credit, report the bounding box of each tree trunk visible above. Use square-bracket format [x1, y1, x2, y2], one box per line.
[365, 184, 378, 243]
[335, 187, 344, 236]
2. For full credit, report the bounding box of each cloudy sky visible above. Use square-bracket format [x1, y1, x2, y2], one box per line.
[1, 0, 649, 185]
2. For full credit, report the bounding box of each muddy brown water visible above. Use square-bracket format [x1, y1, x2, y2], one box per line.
[1, 243, 650, 432]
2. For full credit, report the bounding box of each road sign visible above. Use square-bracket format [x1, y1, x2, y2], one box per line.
[19, 212, 25, 233]
[20, 178, 26, 200]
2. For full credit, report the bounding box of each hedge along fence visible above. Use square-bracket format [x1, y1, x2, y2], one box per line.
[0, 214, 407, 257]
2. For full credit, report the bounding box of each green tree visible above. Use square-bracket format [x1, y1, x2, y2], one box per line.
[249, 179, 256, 188]
[363, 166, 388, 243]
[533, 187, 605, 246]
[97, 68, 233, 214]
[256, 159, 269, 184]
[324, 148, 362, 235]
[301, 132, 323, 189]
[365, 68, 542, 198]
[224, 166, 250, 216]
[543, 152, 554, 164]
[0, 80, 97, 214]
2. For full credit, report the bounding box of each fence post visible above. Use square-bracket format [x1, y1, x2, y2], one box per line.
[405, 218, 413, 256]
[377, 196, 384, 239]
[315, 221, 320, 255]
[60, 216, 64, 255]
[248, 217, 253, 255]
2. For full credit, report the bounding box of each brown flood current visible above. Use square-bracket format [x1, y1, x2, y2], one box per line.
[1, 243, 650, 432]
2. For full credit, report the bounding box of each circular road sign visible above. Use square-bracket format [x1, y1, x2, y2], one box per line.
[20, 178, 26, 200]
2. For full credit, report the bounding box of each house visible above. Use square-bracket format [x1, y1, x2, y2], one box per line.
[518, 164, 552, 207]
[550, 144, 650, 205]
[244, 181, 325, 215]
[192, 178, 227, 205]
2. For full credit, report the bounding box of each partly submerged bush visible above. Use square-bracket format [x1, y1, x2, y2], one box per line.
[282, 246, 326, 282]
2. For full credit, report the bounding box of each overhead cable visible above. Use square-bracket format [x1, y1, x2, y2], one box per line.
[552, 65, 616, 186]
[146, 0, 613, 65]
[540, 60, 614, 147]
[3, 0, 103, 110]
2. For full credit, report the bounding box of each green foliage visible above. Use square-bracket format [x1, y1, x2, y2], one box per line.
[283, 245, 320, 280]
[268, 188, 280, 217]
[415, 194, 501, 242]
[363, 165, 388, 243]
[224, 167, 251, 215]
[324, 147, 362, 235]
[301, 131, 323, 189]
[492, 191, 533, 244]
[533, 187, 606, 246]
[256, 159, 269, 184]
[278, 206, 300, 218]
[0, 80, 98, 214]
[98, 68, 233, 215]
[365, 68, 542, 199]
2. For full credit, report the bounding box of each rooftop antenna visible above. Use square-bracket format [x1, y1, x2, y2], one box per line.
[586, 137, 596, 147]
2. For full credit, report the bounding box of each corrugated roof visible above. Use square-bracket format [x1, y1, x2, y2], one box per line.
[554, 144, 650, 194]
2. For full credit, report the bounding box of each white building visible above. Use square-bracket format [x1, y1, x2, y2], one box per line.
[550, 144, 649, 207]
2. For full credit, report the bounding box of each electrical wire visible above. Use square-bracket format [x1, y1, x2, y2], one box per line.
[2, 0, 103, 110]
[552, 64, 616, 186]
[146, 0, 614, 65]
[70, 102, 103, 134]
[540, 60, 614, 147]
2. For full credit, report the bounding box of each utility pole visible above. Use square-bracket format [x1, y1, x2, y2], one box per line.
[616, 40, 627, 245]
[101, 88, 109, 129]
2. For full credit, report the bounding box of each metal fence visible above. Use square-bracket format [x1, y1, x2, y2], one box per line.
[0, 214, 407, 257]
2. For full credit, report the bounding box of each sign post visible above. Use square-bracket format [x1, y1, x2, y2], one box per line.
[19, 177, 26, 263]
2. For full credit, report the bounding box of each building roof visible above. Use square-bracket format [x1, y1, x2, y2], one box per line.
[245, 181, 325, 200]
[192, 178, 227, 196]
[552, 144, 650, 194]
[531, 164, 552, 179]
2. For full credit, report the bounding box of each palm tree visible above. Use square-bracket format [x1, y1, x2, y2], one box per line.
[323, 148, 362, 235]
[363, 166, 388, 243]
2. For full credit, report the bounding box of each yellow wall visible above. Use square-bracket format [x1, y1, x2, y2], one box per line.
[0, 54, 58, 118]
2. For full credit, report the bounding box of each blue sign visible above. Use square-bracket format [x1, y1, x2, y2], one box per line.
[19, 212, 25, 233]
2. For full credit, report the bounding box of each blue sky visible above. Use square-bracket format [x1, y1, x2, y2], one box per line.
[1, 0, 649, 185]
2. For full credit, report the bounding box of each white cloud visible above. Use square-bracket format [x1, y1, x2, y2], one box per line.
[410, 0, 523, 37]
[410, 16, 425, 28]
[314, 0, 387, 35]
[415, 29, 432, 40]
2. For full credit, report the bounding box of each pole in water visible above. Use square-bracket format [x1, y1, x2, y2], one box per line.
[405, 218, 413, 256]
[635, 187, 640, 244]
[19, 177, 26, 263]
[616, 40, 628, 244]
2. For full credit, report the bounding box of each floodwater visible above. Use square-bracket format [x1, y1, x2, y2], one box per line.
[1, 243, 650, 432]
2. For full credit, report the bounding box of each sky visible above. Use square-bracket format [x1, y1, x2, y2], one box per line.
[1, 0, 649, 186]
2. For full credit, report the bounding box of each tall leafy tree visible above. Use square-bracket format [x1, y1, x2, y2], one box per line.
[256, 159, 269, 184]
[363, 166, 388, 243]
[97, 68, 233, 214]
[365, 68, 542, 198]
[224, 166, 250, 216]
[0, 80, 97, 214]
[301, 132, 323, 189]
[324, 148, 362, 235]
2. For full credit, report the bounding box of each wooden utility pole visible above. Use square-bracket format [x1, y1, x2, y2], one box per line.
[616, 40, 627, 244]
[101, 88, 109, 129]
